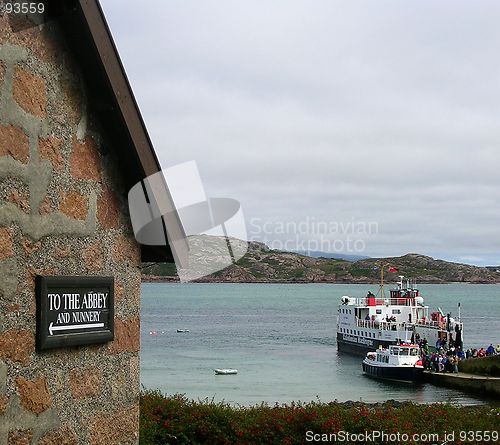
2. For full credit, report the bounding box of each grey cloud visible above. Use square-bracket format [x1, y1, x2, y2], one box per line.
[101, 0, 500, 265]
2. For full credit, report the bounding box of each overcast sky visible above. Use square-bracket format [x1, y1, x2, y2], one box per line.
[100, 0, 500, 266]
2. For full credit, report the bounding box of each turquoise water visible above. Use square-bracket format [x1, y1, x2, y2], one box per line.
[140, 283, 499, 406]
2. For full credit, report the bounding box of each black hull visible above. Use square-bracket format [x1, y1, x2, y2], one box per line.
[362, 362, 424, 383]
[337, 334, 394, 356]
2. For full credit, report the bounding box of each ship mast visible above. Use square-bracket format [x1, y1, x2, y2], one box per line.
[378, 263, 389, 298]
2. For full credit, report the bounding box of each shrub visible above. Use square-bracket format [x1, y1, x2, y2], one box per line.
[140, 391, 500, 445]
[459, 356, 500, 377]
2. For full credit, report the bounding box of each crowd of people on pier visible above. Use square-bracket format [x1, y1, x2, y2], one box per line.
[413, 334, 499, 373]
[465, 343, 500, 358]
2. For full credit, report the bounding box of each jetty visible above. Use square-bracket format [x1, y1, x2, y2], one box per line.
[423, 370, 500, 399]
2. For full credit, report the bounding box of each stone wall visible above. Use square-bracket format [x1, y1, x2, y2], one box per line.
[0, 14, 141, 445]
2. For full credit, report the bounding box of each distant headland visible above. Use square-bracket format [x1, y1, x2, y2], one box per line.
[142, 240, 500, 284]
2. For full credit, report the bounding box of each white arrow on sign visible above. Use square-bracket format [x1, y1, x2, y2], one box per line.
[48, 322, 104, 335]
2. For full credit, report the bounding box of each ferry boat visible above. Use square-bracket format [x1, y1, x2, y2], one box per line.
[362, 344, 424, 383]
[337, 270, 463, 355]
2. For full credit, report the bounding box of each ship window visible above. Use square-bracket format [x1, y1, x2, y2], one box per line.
[392, 309, 401, 314]
[400, 348, 409, 356]
[391, 347, 400, 355]
[376, 309, 382, 314]
[410, 348, 418, 356]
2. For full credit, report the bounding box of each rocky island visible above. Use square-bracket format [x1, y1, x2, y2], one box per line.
[142, 240, 500, 284]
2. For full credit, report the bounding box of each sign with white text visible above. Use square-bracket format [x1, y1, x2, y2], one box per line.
[36, 276, 114, 350]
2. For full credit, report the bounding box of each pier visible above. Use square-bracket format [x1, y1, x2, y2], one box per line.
[423, 370, 500, 399]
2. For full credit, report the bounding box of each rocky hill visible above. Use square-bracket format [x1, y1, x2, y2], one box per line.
[142, 240, 500, 284]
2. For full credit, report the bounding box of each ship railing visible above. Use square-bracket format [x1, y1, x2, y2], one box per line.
[414, 319, 441, 328]
[357, 319, 376, 329]
[414, 319, 464, 330]
[356, 319, 406, 331]
[379, 321, 406, 331]
[354, 297, 418, 307]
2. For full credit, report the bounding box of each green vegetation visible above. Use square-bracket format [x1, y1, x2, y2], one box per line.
[143, 262, 177, 276]
[290, 268, 306, 279]
[348, 265, 372, 278]
[234, 256, 254, 268]
[459, 356, 500, 377]
[318, 262, 346, 275]
[140, 391, 500, 445]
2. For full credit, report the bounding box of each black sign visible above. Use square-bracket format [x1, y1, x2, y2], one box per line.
[36, 276, 114, 350]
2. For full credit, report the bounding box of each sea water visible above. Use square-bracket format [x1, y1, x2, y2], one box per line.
[140, 283, 499, 405]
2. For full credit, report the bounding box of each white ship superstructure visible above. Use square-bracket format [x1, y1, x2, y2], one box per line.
[337, 275, 463, 355]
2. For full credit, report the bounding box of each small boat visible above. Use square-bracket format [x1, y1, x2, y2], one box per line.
[214, 368, 238, 375]
[362, 344, 424, 383]
[176, 329, 190, 333]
